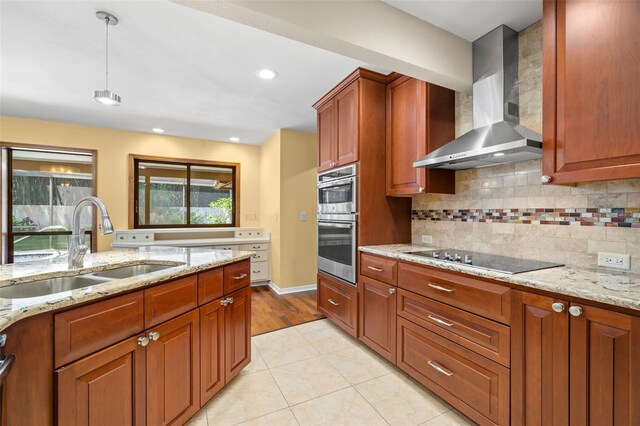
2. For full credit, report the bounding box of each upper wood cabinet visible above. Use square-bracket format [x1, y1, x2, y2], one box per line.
[315, 81, 359, 171]
[386, 75, 455, 196]
[542, 0, 640, 184]
[512, 290, 640, 424]
[314, 69, 389, 172]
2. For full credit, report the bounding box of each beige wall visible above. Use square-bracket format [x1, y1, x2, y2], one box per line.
[412, 21, 640, 273]
[280, 130, 318, 287]
[259, 130, 282, 286]
[0, 116, 262, 251]
[260, 129, 317, 289]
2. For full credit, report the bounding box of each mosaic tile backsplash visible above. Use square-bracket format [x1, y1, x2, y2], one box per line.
[412, 207, 640, 227]
[411, 21, 640, 273]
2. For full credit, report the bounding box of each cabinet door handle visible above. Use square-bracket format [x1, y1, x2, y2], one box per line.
[220, 297, 231, 307]
[551, 302, 565, 313]
[427, 360, 454, 377]
[148, 331, 160, 341]
[427, 315, 454, 327]
[234, 274, 248, 280]
[137, 336, 150, 347]
[367, 266, 383, 272]
[568, 306, 583, 317]
[388, 287, 396, 295]
[428, 283, 454, 293]
[328, 298, 340, 306]
[227, 297, 235, 304]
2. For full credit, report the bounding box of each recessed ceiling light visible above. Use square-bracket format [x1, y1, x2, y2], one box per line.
[256, 69, 278, 80]
[152, 128, 165, 134]
[229, 137, 240, 142]
[492, 152, 505, 157]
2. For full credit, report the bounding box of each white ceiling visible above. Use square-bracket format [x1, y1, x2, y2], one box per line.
[383, 0, 542, 42]
[0, 1, 384, 145]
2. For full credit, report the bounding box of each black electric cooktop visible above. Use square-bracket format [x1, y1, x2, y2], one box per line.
[406, 249, 564, 275]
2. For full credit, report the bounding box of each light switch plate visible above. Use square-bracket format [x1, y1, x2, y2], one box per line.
[597, 252, 631, 270]
[300, 212, 307, 222]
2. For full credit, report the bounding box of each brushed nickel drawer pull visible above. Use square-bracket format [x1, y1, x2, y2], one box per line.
[428, 283, 454, 293]
[367, 266, 384, 272]
[328, 298, 340, 306]
[234, 273, 248, 280]
[427, 315, 454, 327]
[428, 360, 454, 377]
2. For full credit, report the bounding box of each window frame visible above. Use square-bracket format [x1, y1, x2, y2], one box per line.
[129, 154, 240, 229]
[1, 142, 98, 264]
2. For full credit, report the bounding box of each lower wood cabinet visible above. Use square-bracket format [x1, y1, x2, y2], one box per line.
[512, 290, 640, 425]
[52, 261, 252, 426]
[56, 334, 146, 426]
[317, 272, 358, 337]
[200, 299, 225, 403]
[146, 310, 200, 426]
[397, 317, 510, 426]
[359, 275, 396, 363]
[224, 286, 252, 383]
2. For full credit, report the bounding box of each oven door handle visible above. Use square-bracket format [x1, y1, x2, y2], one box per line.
[318, 222, 354, 229]
[317, 176, 355, 189]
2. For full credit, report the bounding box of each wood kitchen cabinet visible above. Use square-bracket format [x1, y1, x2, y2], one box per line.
[314, 80, 359, 172]
[56, 334, 147, 426]
[358, 275, 397, 363]
[512, 290, 640, 425]
[200, 298, 225, 403]
[386, 75, 455, 196]
[224, 286, 252, 382]
[317, 272, 358, 337]
[146, 310, 200, 426]
[542, 0, 640, 184]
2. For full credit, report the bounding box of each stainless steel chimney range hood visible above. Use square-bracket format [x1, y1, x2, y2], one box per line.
[414, 25, 542, 170]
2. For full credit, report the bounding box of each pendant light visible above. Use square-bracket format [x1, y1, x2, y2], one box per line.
[93, 11, 121, 106]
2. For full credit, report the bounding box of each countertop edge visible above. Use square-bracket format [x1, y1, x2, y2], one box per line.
[0, 252, 252, 331]
[359, 245, 640, 313]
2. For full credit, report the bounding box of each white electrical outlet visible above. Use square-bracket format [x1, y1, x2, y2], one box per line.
[300, 212, 307, 222]
[597, 252, 631, 270]
[421, 235, 433, 245]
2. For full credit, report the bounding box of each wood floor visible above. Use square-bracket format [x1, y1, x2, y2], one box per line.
[251, 285, 325, 336]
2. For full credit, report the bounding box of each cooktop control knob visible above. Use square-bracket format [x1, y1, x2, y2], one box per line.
[454, 253, 462, 262]
[464, 255, 473, 264]
[432, 252, 439, 258]
[444, 252, 450, 260]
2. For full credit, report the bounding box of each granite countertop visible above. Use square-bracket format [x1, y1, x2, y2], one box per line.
[0, 246, 252, 331]
[360, 244, 640, 313]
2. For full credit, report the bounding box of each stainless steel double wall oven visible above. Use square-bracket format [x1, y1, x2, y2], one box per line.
[317, 165, 357, 285]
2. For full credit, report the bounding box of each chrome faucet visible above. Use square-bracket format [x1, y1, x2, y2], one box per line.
[68, 196, 114, 269]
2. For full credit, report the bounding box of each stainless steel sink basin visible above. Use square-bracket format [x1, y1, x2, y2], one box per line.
[0, 275, 113, 299]
[89, 264, 176, 280]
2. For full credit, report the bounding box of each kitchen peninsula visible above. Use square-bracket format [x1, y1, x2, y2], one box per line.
[0, 246, 252, 425]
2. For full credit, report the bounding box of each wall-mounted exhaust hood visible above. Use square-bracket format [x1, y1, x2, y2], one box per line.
[414, 25, 541, 170]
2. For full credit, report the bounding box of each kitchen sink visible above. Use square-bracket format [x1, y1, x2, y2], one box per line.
[0, 275, 113, 299]
[89, 264, 177, 279]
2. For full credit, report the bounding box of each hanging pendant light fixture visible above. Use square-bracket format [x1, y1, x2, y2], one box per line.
[93, 11, 121, 106]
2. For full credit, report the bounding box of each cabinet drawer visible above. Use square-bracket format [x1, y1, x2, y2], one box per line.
[249, 250, 269, 262]
[55, 291, 144, 368]
[317, 272, 357, 337]
[240, 243, 269, 251]
[398, 318, 510, 425]
[216, 245, 239, 251]
[199, 268, 223, 305]
[397, 289, 510, 367]
[144, 275, 198, 328]
[398, 262, 511, 324]
[250, 262, 269, 281]
[223, 260, 251, 294]
[360, 253, 398, 285]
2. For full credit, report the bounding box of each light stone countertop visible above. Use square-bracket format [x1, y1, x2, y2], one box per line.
[0, 246, 252, 331]
[359, 244, 640, 313]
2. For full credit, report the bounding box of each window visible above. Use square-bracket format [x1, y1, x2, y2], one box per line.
[2, 146, 96, 264]
[131, 155, 238, 228]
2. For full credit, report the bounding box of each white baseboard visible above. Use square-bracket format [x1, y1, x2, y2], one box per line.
[268, 281, 317, 295]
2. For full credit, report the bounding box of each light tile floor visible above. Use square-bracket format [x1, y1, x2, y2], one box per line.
[187, 319, 476, 426]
